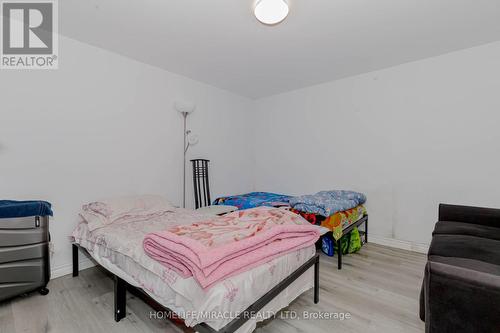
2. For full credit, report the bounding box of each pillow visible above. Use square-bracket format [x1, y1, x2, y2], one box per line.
[195, 205, 238, 215]
[80, 195, 175, 231]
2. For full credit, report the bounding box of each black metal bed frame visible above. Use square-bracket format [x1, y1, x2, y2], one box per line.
[72, 244, 320, 333]
[334, 215, 368, 269]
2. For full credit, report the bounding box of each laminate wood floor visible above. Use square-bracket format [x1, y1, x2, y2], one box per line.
[0, 243, 426, 333]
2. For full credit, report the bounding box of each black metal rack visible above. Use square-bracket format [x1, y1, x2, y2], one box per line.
[334, 215, 368, 269]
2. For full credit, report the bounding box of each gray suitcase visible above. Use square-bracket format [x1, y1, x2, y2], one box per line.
[0, 215, 50, 301]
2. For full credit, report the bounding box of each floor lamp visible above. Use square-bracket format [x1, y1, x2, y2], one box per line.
[175, 101, 197, 208]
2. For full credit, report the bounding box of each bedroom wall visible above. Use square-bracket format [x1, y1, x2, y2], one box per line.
[0, 36, 255, 276]
[253, 41, 500, 249]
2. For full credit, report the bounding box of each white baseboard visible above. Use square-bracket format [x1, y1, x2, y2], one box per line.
[369, 235, 429, 254]
[51, 258, 96, 279]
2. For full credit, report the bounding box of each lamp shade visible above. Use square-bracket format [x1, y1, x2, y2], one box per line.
[174, 101, 196, 114]
[187, 134, 199, 145]
[254, 0, 289, 25]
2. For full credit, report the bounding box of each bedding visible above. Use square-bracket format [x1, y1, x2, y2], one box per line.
[143, 207, 320, 288]
[71, 203, 316, 332]
[289, 190, 366, 217]
[0, 200, 53, 218]
[291, 205, 367, 240]
[213, 192, 291, 210]
[80, 194, 175, 231]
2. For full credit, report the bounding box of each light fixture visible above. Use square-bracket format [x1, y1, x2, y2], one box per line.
[175, 101, 197, 208]
[254, 0, 289, 25]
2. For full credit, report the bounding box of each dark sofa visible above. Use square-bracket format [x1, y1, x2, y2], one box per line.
[420, 204, 500, 332]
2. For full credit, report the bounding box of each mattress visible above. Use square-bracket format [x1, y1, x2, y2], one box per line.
[71, 208, 315, 332]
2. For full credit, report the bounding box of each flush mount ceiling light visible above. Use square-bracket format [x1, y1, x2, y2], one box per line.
[254, 0, 289, 25]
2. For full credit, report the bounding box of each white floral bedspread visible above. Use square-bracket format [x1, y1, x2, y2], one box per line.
[71, 208, 315, 332]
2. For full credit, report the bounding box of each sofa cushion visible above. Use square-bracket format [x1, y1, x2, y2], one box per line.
[429, 234, 500, 266]
[433, 221, 500, 241]
[429, 255, 500, 277]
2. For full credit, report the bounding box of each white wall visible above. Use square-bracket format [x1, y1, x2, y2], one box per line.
[254, 41, 500, 247]
[2, 35, 499, 277]
[0, 36, 255, 275]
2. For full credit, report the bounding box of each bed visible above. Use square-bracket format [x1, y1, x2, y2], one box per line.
[214, 191, 368, 269]
[71, 198, 319, 333]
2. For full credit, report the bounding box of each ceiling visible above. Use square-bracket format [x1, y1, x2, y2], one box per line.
[61, 0, 500, 99]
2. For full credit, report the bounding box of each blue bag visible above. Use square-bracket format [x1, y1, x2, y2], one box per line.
[321, 235, 334, 256]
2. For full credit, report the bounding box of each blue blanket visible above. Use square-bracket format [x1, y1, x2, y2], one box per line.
[0, 200, 53, 218]
[213, 192, 291, 210]
[289, 190, 366, 217]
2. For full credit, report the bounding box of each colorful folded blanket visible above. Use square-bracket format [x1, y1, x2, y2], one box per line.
[143, 207, 320, 289]
[213, 192, 292, 210]
[292, 205, 367, 240]
[0, 200, 53, 218]
[289, 190, 366, 217]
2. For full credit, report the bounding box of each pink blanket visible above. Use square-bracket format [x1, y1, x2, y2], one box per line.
[143, 207, 320, 289]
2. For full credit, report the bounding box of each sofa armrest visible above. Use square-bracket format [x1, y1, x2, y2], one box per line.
[423, 261, 500, 332]
[439, 204, 500, 228]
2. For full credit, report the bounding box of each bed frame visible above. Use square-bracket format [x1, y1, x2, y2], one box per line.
[72, 244, 320, 333]
[334, 214, 368, 269]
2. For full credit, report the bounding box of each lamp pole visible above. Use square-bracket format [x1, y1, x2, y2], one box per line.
[175, 101, 196, 208]
[182, 111, 188, 208]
